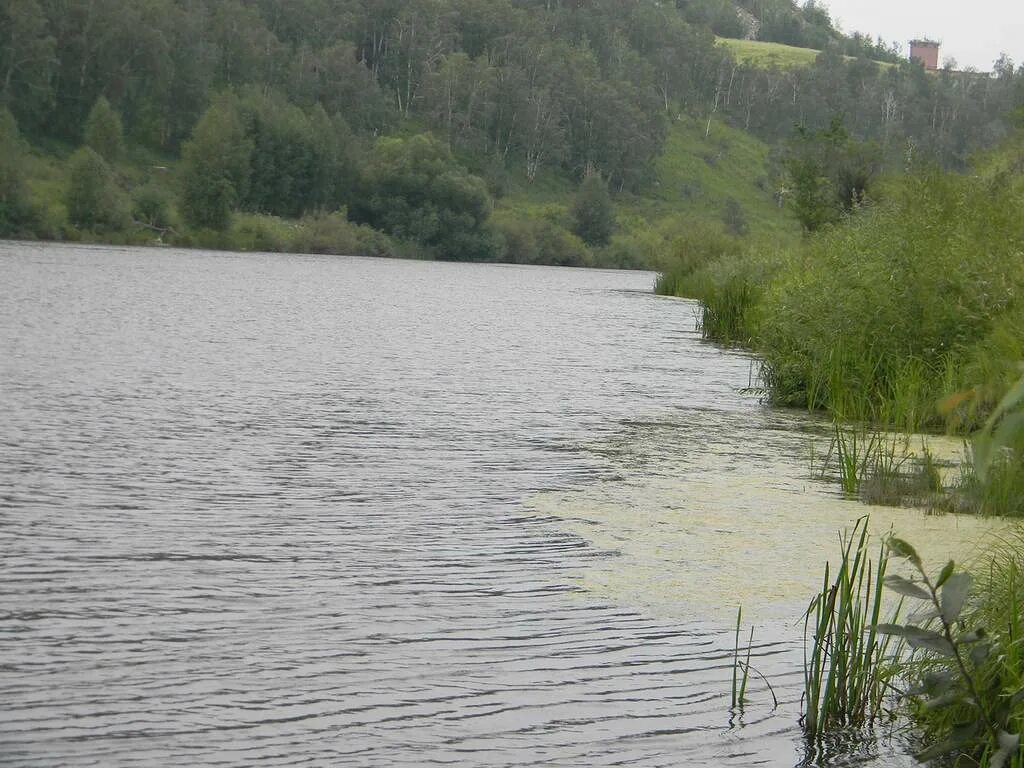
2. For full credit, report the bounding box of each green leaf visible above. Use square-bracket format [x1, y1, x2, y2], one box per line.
[905, 627, 956, 657]
[959, 628, 987, 644]
[970, 642, 991, 667]
[876, 624, 956, 655]
[936, 560, 956, 588]
[875, 623, 912, 637]
[923, 691, 964, 711]
[940, 572, 972, 624]
[884, 574, 931, 600]
[886, 537, 922, 567]
[908, 606, 941, 623]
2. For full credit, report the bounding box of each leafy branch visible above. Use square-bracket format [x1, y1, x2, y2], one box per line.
[878, 538, 1022, 766]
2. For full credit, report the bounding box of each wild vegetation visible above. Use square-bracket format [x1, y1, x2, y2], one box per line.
[1, 0, 1021, 264]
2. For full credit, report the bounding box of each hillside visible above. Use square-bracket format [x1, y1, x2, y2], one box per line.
[1, 0, 1020, 266]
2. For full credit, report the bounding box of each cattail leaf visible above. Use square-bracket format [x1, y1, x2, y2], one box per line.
[936, 560, 956, 588]
[940, 572, 972, 624]
[884, 574, 931, 600]
[886, 537, 922, 567]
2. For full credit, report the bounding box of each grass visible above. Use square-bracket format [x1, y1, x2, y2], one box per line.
[716, 37, 900, 70]
[717, 37, 821, 68]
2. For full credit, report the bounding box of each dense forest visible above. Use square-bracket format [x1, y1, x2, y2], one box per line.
[1, 0, 1022, 262]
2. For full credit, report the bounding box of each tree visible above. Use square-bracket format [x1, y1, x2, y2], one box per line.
[784, 117, 880, 231]
[0, 108, 39, 236]
[179, 101, 252, 230]
[0, 0, 55, 128]
[65, 147, 126, 230]
[84, 96, 124, 162]
[571, 173, 615, 246]
[351, 133, 496, 260]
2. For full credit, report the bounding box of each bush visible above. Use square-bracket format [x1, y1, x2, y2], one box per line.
[492, 211, 591, 266]
[131, 183, 175, 230]
[571, 173, 616, 247]
[65, 147, 127, 231]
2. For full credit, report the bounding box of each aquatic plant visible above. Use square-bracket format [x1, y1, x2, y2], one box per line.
[731, 606, 752, 709]
[802, 517, 899, 739]
[814, 423, 942, 507]
[878, 537, 1023, 766]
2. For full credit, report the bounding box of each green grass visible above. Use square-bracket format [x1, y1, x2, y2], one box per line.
[716, 37, 899, 70]
[803, 517, 899, 740]
[717, 37, 821, 68]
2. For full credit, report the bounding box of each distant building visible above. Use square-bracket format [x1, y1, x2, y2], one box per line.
[910, 39, 940, 71]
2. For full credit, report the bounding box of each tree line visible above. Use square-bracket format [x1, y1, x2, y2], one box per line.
[1, 0, 1022, 258]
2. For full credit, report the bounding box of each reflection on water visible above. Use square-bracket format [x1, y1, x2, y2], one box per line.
[0, 242, 1005, 767]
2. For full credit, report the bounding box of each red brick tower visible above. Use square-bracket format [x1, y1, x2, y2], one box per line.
[910, 40, 940, 71]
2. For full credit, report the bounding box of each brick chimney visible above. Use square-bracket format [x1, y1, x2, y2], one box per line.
[910, 39, 940, 71]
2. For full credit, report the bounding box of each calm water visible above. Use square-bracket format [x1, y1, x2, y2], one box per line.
[2, 242, 991, 766]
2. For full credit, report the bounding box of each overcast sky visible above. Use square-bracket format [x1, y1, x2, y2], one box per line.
[821, 0, 1023, 71]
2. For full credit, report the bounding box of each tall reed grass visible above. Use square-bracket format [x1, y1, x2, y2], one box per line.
[802, 518, 900, 739]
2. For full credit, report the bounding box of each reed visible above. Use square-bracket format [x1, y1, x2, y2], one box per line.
[802, 517, 899, 740]
[731, 606, 751, 708]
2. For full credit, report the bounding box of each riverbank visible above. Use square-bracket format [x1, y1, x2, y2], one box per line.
[657, 124, 1024, 515]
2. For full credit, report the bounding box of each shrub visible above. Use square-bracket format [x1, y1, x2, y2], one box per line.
[492, 211, 591, 267]
[570, 173, 616, 246]
[131, 184, 175, 230]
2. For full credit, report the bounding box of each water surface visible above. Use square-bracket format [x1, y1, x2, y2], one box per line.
[0, 242, 1000, 766]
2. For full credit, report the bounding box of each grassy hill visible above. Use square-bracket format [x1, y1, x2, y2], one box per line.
[494, 113, 799, 268]
[716, 37, 899, 69]
[716, 37, 821, 67]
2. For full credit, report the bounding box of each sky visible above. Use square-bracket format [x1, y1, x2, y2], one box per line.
[821, 0, 1024, 71]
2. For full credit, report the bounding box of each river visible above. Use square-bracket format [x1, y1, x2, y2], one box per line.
[0, 242, 1004, 766]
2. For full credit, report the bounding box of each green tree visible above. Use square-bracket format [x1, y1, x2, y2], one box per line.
[179, 101, 252, 230]
[571, 173, 616, 247]
[784, 117, 880, 231]
[0, 0, 55, 127]
[234, 90, 354, 217]
[0, 108, 39, 236]
[84, 96, 124, 162]
[65, 146, 126, 231]
[351, 133, 496, 260]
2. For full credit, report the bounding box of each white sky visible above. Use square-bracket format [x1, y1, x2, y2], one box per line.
[822, 0, 1024, 71]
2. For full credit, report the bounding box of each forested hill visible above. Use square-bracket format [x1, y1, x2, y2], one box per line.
[1, 0, 1022, 263]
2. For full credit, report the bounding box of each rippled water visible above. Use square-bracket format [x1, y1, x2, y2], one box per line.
[0, 242, 1002, 767]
